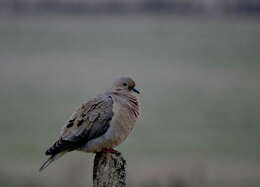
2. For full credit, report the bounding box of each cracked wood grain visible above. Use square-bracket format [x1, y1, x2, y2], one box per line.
[93, 152, 126, 187]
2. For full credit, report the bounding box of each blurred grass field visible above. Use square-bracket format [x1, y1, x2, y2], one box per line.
[0, 15, 260, 187]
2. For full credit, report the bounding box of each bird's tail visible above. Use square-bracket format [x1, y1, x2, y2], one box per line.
[39, 152, 66, 172]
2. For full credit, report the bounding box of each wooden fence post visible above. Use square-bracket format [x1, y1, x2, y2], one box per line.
[93, 152, 126, 187]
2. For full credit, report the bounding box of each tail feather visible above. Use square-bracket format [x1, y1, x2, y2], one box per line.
[39, 152, 66, 172]
[45, 138, 76, 156]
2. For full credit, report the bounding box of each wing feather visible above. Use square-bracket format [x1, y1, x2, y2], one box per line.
[45, 95, 113, 156]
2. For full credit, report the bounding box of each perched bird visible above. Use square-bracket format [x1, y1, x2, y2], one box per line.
[39, 77, 140, 172]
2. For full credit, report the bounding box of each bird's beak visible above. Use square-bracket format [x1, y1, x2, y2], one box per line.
[132, 88, 140, 94]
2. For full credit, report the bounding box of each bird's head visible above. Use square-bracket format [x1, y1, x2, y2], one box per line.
[112, 77, 140, 95]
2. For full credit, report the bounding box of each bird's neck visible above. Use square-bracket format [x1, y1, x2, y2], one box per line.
[110, 92, 140, 119]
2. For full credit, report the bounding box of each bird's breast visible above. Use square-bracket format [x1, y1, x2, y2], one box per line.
[105, 102, 137, 144]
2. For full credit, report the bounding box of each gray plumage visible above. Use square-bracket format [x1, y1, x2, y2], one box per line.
[39, 77, 140, 172]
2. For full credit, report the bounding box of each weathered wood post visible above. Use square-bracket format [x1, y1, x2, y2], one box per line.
[93, 152, 126, 187]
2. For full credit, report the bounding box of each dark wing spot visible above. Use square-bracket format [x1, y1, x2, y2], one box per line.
[81, 113, 86, 117]
[66, 118, 76, 128]
[77, 119, 84, 127]
[66, 122, 74, 128]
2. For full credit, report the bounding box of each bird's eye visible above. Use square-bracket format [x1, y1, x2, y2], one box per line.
[123, 83, 127, 87]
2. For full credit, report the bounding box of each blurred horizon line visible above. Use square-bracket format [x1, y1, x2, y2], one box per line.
[1, 0, 260, 17]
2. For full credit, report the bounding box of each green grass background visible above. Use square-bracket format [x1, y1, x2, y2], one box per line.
[0, 16, 260, 187]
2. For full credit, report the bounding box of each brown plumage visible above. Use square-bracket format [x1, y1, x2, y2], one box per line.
[39, 77, 140, 171]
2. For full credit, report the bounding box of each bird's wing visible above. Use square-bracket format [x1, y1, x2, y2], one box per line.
[45, 95, 113, 156]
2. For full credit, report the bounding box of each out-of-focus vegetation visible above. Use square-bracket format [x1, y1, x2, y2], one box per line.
[0, 10, 260, 187]
[1, 0, 260, 16]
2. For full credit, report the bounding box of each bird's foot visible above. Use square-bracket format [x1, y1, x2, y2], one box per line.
[102, 148, 120, 154]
